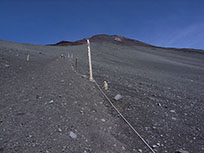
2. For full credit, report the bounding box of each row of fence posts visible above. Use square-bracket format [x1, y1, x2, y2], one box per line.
[24, 40, 97, 86]
[68, 39, 108, 90]
[67, 40, 155, 153]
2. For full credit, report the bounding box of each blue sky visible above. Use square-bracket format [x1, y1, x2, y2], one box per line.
[0, 0, 204, 49]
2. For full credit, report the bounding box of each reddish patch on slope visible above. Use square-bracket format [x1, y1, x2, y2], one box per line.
[51, 34, 153, 47]
[50, 34, 204, 53]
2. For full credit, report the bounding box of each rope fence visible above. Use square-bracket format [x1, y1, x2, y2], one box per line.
[67, 54, 156, 153]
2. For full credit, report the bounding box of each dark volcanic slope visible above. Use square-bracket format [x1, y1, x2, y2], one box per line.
[66, 36, 204, 153]
[0, 40, 136, 153]
[53, 34, 204, 54]
[52, 34, 154, 47]
[0, 36, 204, 153]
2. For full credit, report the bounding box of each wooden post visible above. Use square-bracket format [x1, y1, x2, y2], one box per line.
[104, 81, 108, 90]
[87, 39, 93, 81]
[75, 58, 78, 71]
[27, 54, 30, 61]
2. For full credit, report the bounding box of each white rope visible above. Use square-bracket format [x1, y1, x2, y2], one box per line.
[93, 80, 156, 153]
[67, 56, 156, 153]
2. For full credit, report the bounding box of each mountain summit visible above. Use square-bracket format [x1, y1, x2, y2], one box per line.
[1, 32, 204, 153]
[52, 34, 153, 47]
[52, 34, 204, 53]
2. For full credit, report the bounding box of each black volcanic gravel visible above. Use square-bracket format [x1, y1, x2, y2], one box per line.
[1, 38, 204, 153]
[70, 40, 204, 153]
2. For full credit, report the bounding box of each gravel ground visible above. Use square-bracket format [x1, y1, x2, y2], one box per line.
[70, 40, 204, 153]
[0, 40, 139, 153]
[0, 38, 204, 153]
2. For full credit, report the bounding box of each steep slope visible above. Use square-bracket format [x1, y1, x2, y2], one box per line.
[1, 36, 204, 153]
[67, 40, 204, 153]
[0, 41, 142, 152]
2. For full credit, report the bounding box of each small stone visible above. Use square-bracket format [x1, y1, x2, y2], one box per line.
[58, 128, 62, 132]
[5, 64, 9, 67]
[101, 119, 106, 122]
[152, 145, 157, 148]
[114, 94, 123, 101]
[92, 109, 96, 113]
[138, 149, 142, 152]
[69, 131, 77, 139]
[62, 146, 66, 151]
[49, 100, 54, 104]
[157, 103, 161, 106]
[172, 117, 177, 120]
[80, 110, 84, 114]
[32, 143, 36, 147]
[175, 149, 189, 153]
[170, 110, 176, 113]
[145, 127, 149, 131]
